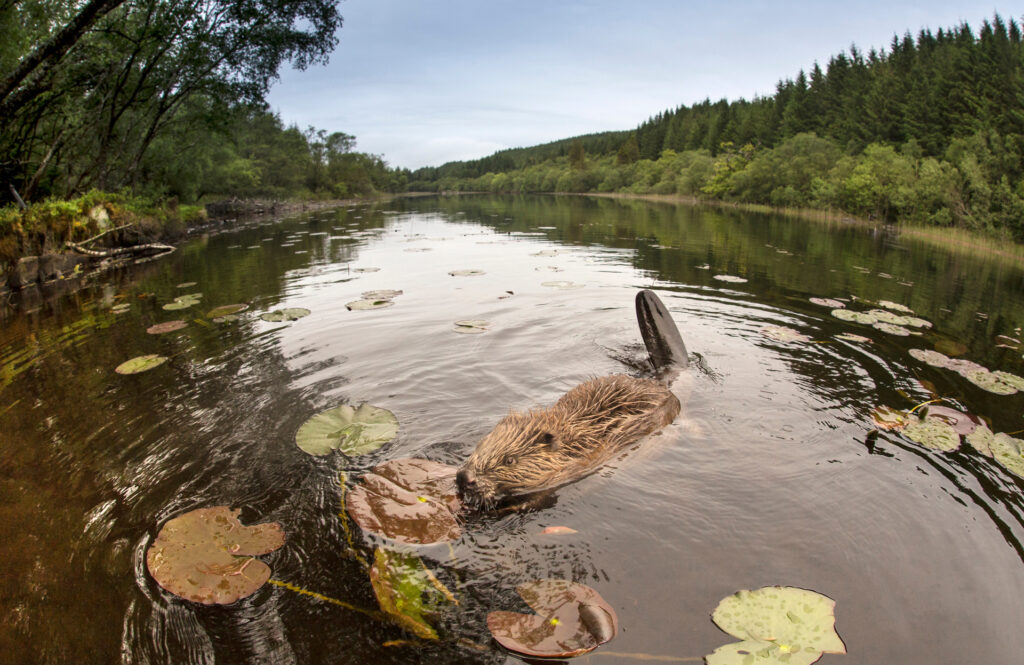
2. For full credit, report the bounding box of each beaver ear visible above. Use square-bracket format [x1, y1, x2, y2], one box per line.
[539, 431, 560, 451]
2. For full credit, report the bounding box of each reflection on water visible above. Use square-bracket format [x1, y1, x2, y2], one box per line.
[2, 195, 1024, 664]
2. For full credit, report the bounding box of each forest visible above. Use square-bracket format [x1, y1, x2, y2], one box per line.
[410, 14, 1024, 238]
[0, 0, 408, 207]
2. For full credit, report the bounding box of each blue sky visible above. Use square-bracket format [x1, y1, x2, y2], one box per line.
[266, 1, 1019, 170]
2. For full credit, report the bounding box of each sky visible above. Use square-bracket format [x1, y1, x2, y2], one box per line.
[266, 1, 1019, 171]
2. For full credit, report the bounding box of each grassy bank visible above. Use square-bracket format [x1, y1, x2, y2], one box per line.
[0, 191, 207, 266]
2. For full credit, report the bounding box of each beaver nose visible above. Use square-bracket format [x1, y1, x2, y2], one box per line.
[456, 468, 476, 494]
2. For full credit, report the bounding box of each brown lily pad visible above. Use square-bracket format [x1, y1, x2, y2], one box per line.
[146, 506, 286, 605]
[346, 458, 462, 545]
[487, 579, 618, 658]
[917, 405, 981, 436]
[871, 406, 911, 431]
[935, 339, 968, 356]
[147, 320, 188, 335]
[809, 298, 845, 308]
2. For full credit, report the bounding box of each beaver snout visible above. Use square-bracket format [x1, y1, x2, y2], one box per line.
[455, 468, 476, 495]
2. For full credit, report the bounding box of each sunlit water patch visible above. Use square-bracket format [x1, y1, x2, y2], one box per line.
[2, 195, 1024, 664]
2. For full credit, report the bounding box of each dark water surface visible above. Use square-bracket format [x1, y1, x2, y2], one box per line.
[3, 195, 1024, 664]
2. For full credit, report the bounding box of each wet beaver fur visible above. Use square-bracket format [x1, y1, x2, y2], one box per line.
[456, 290, 687, 509]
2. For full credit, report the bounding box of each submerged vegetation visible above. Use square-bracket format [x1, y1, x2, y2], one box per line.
[412, 14, 1024, 240]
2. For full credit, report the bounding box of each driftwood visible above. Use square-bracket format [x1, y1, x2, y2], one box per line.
[67, 223, 175, 261]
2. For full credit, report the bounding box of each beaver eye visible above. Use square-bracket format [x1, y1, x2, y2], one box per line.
[503, 454, 517, 466]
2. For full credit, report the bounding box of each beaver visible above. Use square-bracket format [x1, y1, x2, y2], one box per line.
[456, 289, 688, 510]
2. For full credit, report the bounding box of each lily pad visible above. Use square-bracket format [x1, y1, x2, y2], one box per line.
[908, 348, 951, 367]
[965, 370, 1018, 395]
[541, 280, 584, 289]
[918, 405, 980, 436]
[260, 308, 311, 322]
[454, 320, 491, 334]
[111, 303, 131, 314]
[935, 340, 968, 356]
[713, 275, 748, 283]
[449, 269, 485, 276]
[872, 321, 912, 336]
[163, 293, 203, 311]
[835, 333, 871, 343]
[878, 300, 913, 313]
[369, 548, 454, 640]
[991, 433, 1024, 479]
[707, 586, 846, 665]
[760, 325, 811, 343]
[967, 424, 995, 457]
[115, 354, 167, 374]
[867, 309, 910, 325]
[346, 458, 461, 545]
[295, 403, 398, 456]
[487, 579, 618, 659]
[146, 506, 285, 605]
[147, 320, 187, 335]
[992, 370, 1024, 391]
[809, 298, 844, 308]
[362, 290, 403, 299]
[831, 309, 876, 324]
[902, 418, 961, 452]
[176, 282, 197, 288]
[206, 304, 248, 319]
[346, 298, 394, 311]
[871, 406, 911, 431]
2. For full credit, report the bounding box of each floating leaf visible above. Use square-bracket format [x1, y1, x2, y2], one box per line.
[212, 314, 240, 324]
[260, 308, 311, 322]
[176, 282, 197, 288]
[295, 403, 398, 456]
[346, 458, 461, 545]
[487, 579, 618, 659]
[867, 309, 909, 325]
[541, 526, 578, 535]
[713, 275, 748, 283]
[935, 339, 968, 356]
[835, 333, 871, 343]
[873, 321, 912, 336]
[707, 586, 846, 665]
[908, 348, 950, 367]
[903, 418, 961, 452]
[965, 370, 1018, 395]
[206, 304, 248, 319]
[991, 433, 1024, 479]
[871, 406, 910, 431]
[362, 290, 403, 299]
[918, 405, 980, 436]
[369, 548, 454, 640]
[147, 320, 187, 335]
[945, 358, 987, 377]
[992, 371, 1024, 391]
[878, 300, 913, 313]
[760, 325, 811, 343]
[111, 303, 131, 314]
[146, 506, 285, 605]
[163, 293, 203, 311]
[541, 280, 584, 289]
[967, 424, 995, 457]
[832, 309, 876, 324]
[454, 320, 491, 334]
[346, 299, 394, 311]
[809, 298, 844, 308]
[115, 354, 167, 374]
[449, 269, 485, 276]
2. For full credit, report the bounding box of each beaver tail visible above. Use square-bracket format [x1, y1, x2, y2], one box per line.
[635, 289, 688, 373]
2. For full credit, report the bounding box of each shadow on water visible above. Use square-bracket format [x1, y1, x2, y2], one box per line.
[2, 195, 1024, 664]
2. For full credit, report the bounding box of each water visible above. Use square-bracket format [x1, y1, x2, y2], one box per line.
[2, 195, 1024, 664]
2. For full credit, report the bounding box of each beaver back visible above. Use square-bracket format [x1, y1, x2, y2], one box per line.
[457, 374, 680, 507]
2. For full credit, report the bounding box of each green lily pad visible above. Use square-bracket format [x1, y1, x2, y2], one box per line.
[832, 309, 877, 324]
[146, 506, 285, 605]
[713, 275, 748, 283]
[707, 586, 846, 665]
[369, 548, 455, 640]
[867, 309, 908, 325]
[967, 424, 995, 457]
[115, 354, 167, 374]
[991, 433, 1024, 479]
[946, 358, 988, 377]
[260, 308, 311, 323]
[903, 418, 961, 452]
[111, 303, 131, 314]
[449, 269, 485, 276]
[176, 282, 197, 288]
[206, 304, 248, 319]
[809, 298, 845, 308]
[878, 300, 913, 313]
[346, 299, 394, 311]
[935, 340, 968, 356]
[346, 458, 462, 545]
[147, 320, 187, 335]
[487, 579, 618, 659]
[454, 320, 491, 334]
[362, 290, 403, 299]
[965, 370, 1018, 395]
[760, 325, 811, 343]
[212, 314, 240, 324]
[541, 280, 584, 289]
[295, 403, 397, 456]
[908, 348, 951, 367]
[835, 333, 871, 343]
[873, 321, 912, 336]
[163, 293, 203, 311]
[901, 316, 932, 329]
[992, 371, 1024, 391]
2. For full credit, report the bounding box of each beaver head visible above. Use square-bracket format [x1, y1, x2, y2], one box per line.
[456, 409, 568, 509]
